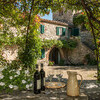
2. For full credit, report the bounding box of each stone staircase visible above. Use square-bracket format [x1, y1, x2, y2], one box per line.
[82, 41, 96, 51]
[80, 31, 96, 51]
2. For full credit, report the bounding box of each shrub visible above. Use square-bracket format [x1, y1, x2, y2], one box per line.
[48, 61, 54, 66]
[0, 66, 33, 93]
[85, 54, 97, 65]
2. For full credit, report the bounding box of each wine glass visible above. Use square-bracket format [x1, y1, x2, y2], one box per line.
[48, 70, 54, 82]
[47, 70, 54, 82]
[47, 74, 54, 82]
[56, 70, 63, 82]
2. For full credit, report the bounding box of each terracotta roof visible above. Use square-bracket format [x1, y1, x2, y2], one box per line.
[41, 19, 72, 27]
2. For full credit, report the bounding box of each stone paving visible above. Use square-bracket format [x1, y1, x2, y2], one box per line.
[0, 89, 88, 100]
[0, 80, 100, 100]
[0, 65, 100, 100]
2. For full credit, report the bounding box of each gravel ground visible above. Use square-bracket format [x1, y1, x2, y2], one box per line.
[0, 65, 100, 100]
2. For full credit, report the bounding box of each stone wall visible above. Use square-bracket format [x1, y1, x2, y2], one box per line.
[2, 45, 18, 62]
[80, 31, 93, 42]
[80, 30, 95, 50]
[67, 39, 95, 64]
[37, 38, 95, 65]
[38, 22, 70, 65]
[53, 9, 74, 25]
[40, 22, 68, 40]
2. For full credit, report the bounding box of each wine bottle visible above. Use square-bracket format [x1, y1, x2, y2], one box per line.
[40, 63, 45, 91]
[34, 64, 41, 94]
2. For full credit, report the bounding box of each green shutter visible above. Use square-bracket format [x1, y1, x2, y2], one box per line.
[40, 24, 42, 33]
[41, 49, 45, 59]
[62, 28, 66, 36]
[71, 28, 74, 36]
[56, 27, 59, 35]
[74, 28, 79, 36]
[71, 28, 79, 36]
[42, 25, 44, 33]
[40, 24, 44, 34]
[68, 27, 71, 39]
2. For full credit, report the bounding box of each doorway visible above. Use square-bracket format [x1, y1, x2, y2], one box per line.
[49, 47, 61, 65]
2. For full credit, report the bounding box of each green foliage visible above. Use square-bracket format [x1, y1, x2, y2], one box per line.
[0, 13, 42, 69]
[73, 14, 86, 26]
[85, 54, 97, 65]
[18, 20, 42, 69]
[41, 39, 63, 49]
[42, 39, 78, 49]
[0, 66, 33, 93]
[48, 61, 54, 66]
[62, 39, 78, 49]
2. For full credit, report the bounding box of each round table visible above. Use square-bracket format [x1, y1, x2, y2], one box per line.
[45, 82, 66, 100]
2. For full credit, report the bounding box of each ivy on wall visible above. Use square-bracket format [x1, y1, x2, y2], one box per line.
[73, 13, 86, 26]
[41, 39, 78, 49]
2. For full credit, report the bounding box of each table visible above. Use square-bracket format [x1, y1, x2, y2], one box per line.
[45, 82, 66, 100]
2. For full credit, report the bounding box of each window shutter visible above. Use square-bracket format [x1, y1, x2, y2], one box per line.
[40, 24, 42, 33]
[72, 28, 79, 36]
[68, 27, 71, 39]
[42, 25, 44, 33]
[56, 27, 59, 35]
[62, 28, 66, 36]
[40, 24, 44, 34]
[41, 49, 45, 59]
[74, 28, 79, 36]
[71, 28, 74, 36]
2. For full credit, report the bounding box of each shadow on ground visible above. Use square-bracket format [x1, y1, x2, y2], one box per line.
[0, 78, 100, 100]
[50, 65, 97, 71]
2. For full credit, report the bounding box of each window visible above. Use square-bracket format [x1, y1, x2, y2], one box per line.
[56, 27, 59, 35]
[59, 28, 62, 35]
[40, 24, 44, 34]
[41, 49, 45, 59]
[71, 28, 79, 36]
[62, 28, 66, 36]
[56, 27, 66, 36]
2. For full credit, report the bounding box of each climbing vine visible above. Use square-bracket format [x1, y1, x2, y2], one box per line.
[41, 39, 78, 49]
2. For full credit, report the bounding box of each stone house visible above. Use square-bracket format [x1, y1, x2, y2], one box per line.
[1, 9, 95, 66]
[38, 19, 69, 65]
[38, 18, 94, 65]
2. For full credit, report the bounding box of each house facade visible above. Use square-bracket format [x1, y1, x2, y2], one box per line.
[37, 19, 69, 65]
[37, 17, 94, 65]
